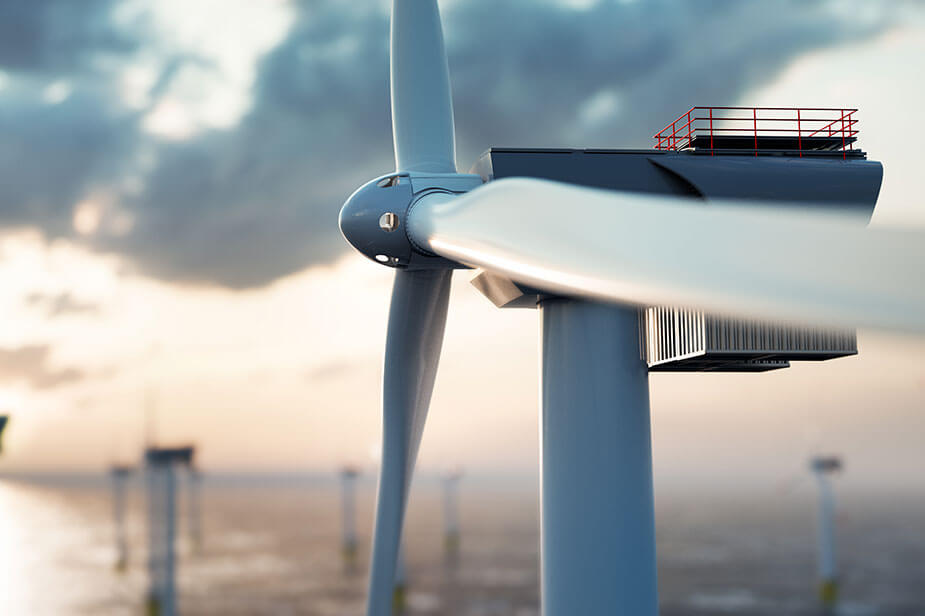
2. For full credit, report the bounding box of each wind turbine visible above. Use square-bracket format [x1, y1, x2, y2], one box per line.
[0, 415, 8, 454]
[441, 469, 462, 561]
[338, 2, 925, 614]
[187, 464, 203, 553]
[340, 466, 360, 568]
[110, 464, 133, 572]
[145, 445, 194, 616]
[810, 456, 842, 612]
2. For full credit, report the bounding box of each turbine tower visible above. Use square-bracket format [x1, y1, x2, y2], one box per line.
[110, 464, 133, 572]
[442, 469, 462, 560]
[187, 464, 203, 553]
[338, 2, 925, 614]
[145, 445, 194, 616]
[0, 415, 8, 454]
[810, 456, 842, 612]
[340, 466, 360, 567]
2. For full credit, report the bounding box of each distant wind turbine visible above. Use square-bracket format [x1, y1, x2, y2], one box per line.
[145, 445, 194, 616]
[340, 466, 360, 568]
[442, 470, 462, 561]
[0, 415, 8, 455]
[110, 464, 133, 572]
[810, 456, 842, 612]
[187, 464, 203, 553]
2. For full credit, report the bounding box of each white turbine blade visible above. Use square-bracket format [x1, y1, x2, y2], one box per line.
[391, 0, 457, 173]
[367, 269, 451, 616]
[407, 179, 925, 334]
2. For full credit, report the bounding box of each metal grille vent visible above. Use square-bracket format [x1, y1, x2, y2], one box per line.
[640, 307, 857, 372]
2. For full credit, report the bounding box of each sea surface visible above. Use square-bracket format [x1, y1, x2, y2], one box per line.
[0, 474, 922, 615]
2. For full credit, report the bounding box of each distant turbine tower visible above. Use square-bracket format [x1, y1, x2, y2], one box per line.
[340, 466, 360, 567]
[187, 465, 203, 553]
[0, 415, 8, 454]
[810, 456, 842, 612]
[110, 464, 134, 572]
[145, 445, 195, 616]
[442, 469, 462, 560]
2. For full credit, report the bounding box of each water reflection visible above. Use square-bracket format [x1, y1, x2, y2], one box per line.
[0, 476, 921, 615]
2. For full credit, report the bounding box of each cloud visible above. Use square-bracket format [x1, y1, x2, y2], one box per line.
[25, 292, 101, 318]
[0, 345, 85, 389]
[306, 359, 367, 383]
[0, 0, 134, 74]
[0, 0, 914, 287]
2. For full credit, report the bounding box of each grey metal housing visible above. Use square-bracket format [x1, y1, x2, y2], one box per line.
[472, 148, 882, 219]
[472, 147, 882, 371]
[641, 307, 856, 372]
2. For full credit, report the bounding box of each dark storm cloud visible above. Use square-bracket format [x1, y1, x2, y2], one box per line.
[445, 0, 894, 156]
[0, 345, 84, 389]
[0, 0, 148, 236]
[0, 0, 134, 74]
[0, 86, 137, 234]
[102, 3, 395, 287]
[0, 0, 910, 287]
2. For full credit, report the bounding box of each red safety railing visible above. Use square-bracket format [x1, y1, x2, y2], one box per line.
[653, 107, 858, 159]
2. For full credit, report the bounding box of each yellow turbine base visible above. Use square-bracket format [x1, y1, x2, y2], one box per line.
[392, 584, 407, 613]
[818, 579, 838, 607]
[444, 533, 460, 555]
[146, 597, 162, 616]
[342, 543, 358, 563]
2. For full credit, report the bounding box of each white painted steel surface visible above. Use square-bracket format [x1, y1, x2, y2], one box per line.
[540, 300, 658, 615]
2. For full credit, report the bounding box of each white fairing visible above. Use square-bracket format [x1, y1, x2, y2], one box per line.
[408, 178, 925, 334]
[391, 0, 457, 173]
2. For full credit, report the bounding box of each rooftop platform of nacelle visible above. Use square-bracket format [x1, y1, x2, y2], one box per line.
[689, 135, 859, 154]
[653, 106, 863, 159]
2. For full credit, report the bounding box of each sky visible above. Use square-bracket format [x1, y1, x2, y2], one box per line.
[0, 0, 923, 493]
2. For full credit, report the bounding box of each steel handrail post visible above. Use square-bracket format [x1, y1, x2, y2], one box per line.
[709, 107, 714, 155]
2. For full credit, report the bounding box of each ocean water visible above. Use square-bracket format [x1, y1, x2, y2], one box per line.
[0, 474, 922, 615]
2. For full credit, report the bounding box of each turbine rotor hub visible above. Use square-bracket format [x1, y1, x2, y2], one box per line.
[339, 172, 482, 269]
